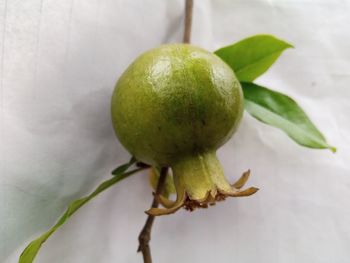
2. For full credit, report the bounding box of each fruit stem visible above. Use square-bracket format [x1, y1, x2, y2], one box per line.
[183, 0, 194, 43]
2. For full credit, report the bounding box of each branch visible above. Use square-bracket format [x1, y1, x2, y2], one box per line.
[137, 167, 168, 263]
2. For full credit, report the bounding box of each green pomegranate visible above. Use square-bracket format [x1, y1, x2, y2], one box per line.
[111, 44, 258, 216]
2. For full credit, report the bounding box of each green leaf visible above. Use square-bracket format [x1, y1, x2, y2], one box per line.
[214, 34, 293, 82]
[242, 82, 336, 152]
[19, 167, 145, 263]
[111, 156, 136, 176]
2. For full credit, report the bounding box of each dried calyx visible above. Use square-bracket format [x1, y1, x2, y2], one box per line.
[147, 151, 258, 216]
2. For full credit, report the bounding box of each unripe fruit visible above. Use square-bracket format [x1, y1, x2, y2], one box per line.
[111, 44, 258, 215]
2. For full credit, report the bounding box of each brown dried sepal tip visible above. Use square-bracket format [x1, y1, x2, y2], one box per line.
[183, 191, 229, 211]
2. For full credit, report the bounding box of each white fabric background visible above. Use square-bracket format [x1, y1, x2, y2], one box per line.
[1, 0, 349, 262]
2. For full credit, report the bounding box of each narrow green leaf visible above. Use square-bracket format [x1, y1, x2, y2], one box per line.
[214, 34, 293, 82]
[242, 82, 336, 152]
[19, 167, 145, 263]
[111, 156, 136, 176]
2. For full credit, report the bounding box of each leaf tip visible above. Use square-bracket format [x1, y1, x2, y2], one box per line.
[329, 146, 337, 153]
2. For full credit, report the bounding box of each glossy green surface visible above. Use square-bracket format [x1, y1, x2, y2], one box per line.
[111, 44, 243, 166]
[242, 82, 336, 152]
[215, 34, 293, 82]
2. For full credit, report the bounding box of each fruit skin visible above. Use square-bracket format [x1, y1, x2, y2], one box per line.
[112, 44, 243, 166]
[111, 44, 258, 216]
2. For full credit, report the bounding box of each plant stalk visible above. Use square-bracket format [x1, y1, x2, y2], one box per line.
[137, 167, 168, 263]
